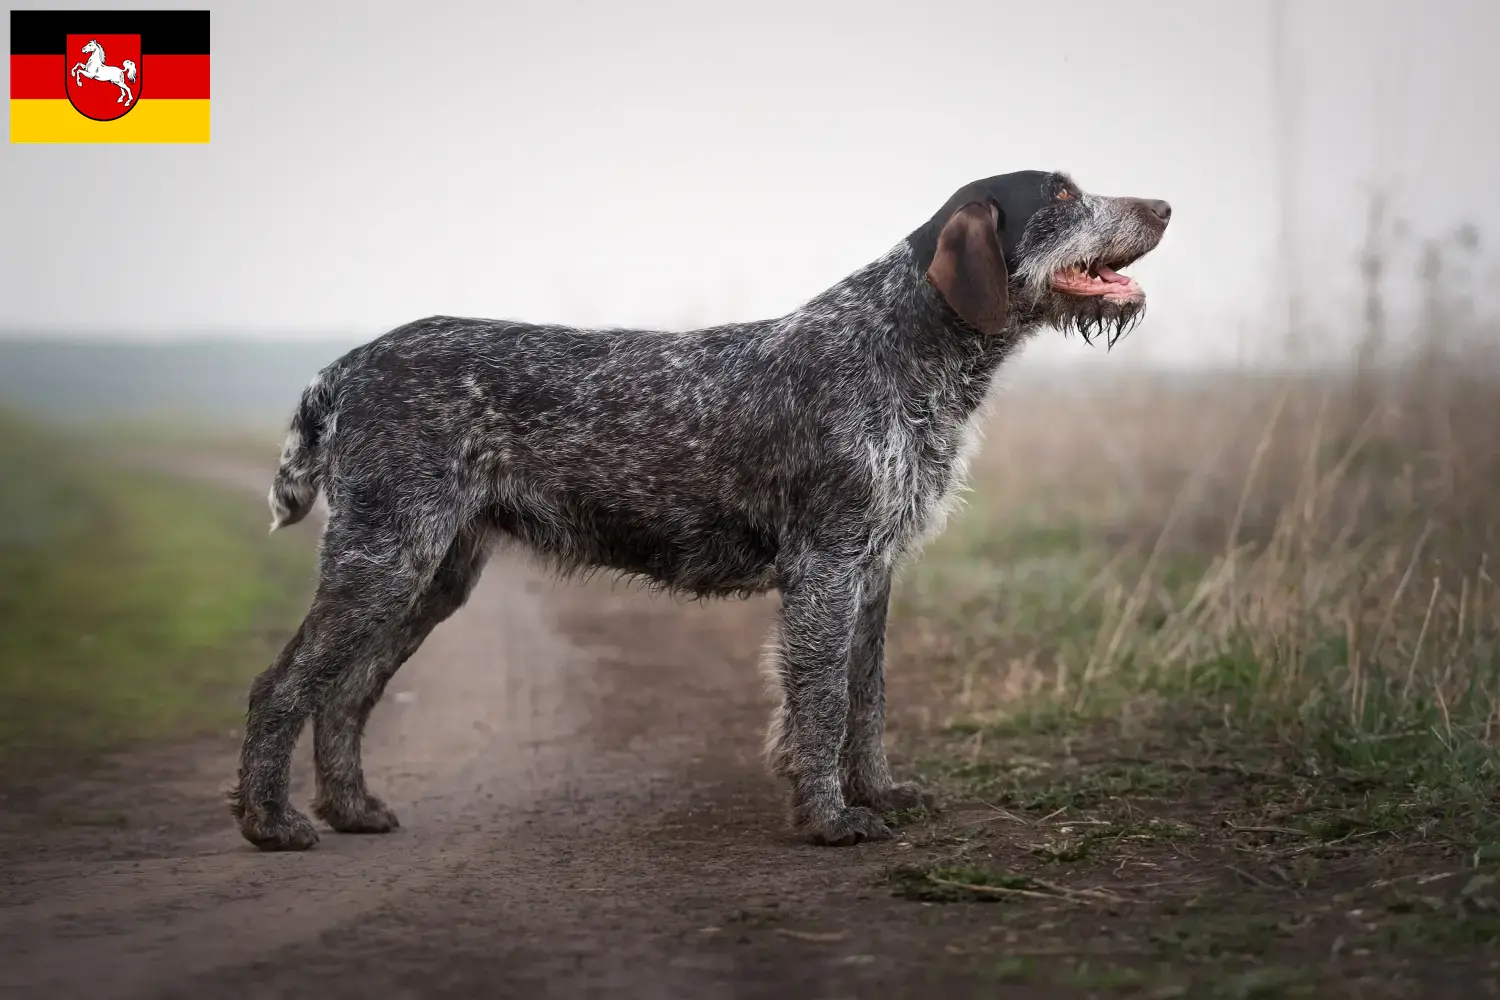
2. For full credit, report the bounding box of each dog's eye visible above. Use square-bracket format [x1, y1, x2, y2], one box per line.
[1056, 189, 1074, 201]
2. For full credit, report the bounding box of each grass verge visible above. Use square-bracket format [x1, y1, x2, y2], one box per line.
[0, 412, 315, 770]
[882, 350, 1500, 997]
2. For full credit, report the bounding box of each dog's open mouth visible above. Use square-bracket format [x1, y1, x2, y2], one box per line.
[1050, 261, 1144, 303]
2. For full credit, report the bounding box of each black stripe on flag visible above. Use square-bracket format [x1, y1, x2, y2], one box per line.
[10, 10, 211, 55]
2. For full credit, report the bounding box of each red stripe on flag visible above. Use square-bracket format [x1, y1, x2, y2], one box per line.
[9, 54, 210, 100]
[9, 56, 59, 98]
[146, 55, 211, 99]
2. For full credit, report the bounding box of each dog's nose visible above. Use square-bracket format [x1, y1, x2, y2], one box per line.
[1145, 199, 1172, 224]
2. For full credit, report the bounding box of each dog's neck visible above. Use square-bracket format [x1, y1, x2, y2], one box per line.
[804, 241, 1034, 419]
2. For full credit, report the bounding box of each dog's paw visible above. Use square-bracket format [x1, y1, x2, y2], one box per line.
[878, 782, 938, 817]
[847, 781, 937, 818]
[314, 793, 401, 835]
[804, 806, 894, 847]
[236, 803, 321, 852]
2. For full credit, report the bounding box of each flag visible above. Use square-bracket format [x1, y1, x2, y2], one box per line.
[10, 10, 210, 143]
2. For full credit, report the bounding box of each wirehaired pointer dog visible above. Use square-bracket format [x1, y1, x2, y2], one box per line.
[230, 170, 1171, 851]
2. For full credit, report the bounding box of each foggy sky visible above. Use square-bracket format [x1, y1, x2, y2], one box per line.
[2, 0, 1496, 366]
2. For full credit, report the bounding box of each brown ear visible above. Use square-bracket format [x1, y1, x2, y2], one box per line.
[925, 201, 1009, 334]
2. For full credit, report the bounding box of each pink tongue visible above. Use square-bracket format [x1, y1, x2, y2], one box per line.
[1096, 263, 1129, 284]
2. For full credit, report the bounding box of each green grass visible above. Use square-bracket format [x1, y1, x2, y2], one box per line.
[0, 413, 315, 766]
[896, 498, 1500, 851]
[889, 863, 1047, 903]
[880, 359, 1500, 995]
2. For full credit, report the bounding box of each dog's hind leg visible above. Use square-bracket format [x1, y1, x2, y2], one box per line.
[841, 563, 933, 816]
[311, 527, 491, 834]
[229, 505, 458, 852]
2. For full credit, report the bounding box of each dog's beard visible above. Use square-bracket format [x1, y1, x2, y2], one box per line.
[1031, 292, 1146, 350]
[1012, 208, 1161, 350]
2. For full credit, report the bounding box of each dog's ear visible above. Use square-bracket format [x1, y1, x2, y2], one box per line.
[925, 201, 1009, 335]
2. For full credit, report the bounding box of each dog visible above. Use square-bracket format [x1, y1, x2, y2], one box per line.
[229, 169, 1171, 851]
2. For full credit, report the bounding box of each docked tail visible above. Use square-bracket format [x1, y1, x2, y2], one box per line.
[268, 369, 339, 531]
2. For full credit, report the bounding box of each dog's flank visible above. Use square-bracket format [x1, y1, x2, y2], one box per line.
[230, 169, 1170, 851]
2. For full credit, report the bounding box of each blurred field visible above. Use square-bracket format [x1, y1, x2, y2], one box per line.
[885, 313, 1500, 988]
[0, 412, 315, 770]
[902, 344, 1500, 748]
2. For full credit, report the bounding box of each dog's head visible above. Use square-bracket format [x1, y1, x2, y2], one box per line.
[912, 170, 1171, 347]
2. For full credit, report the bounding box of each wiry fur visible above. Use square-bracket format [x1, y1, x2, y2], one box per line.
[1011, 184, 1170, 348]
[268, 373, 336, 530]
[229, 169, 1170, 851]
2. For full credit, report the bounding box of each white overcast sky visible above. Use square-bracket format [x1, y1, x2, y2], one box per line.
[1, 0, 1497, 366]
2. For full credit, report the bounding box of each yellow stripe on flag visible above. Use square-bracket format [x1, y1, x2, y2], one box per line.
[10, 99, 210, 143]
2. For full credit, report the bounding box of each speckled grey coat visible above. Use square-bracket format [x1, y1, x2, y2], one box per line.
[230, 169, 1171, 851]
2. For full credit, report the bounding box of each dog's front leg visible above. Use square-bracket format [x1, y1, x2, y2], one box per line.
[842, 563, 935, 816]
[766, 554, 894, 846]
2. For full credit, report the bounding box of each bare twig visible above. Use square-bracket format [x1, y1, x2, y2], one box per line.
[1227, 863, 1277, 889]
[925, 875, 1127, 907]
[1226, 822, 1312, 838]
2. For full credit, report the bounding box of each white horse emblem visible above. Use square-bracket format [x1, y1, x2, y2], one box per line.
[70, 39, 137, 107]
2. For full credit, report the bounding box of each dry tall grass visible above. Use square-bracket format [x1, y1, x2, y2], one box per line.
[896, 236, 1500, 792]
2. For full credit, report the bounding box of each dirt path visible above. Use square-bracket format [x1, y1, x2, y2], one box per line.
[0, 460, 993, 1000]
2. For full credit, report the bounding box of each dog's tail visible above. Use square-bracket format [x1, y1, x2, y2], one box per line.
[268, 368, 341, 531]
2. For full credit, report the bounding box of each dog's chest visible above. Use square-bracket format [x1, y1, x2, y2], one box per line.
[860, 410, 983, 552]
